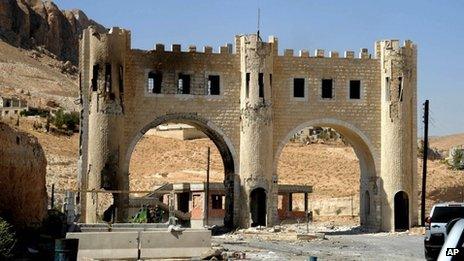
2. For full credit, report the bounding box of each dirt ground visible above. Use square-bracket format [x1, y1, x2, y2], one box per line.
[214, 223, 424, 260]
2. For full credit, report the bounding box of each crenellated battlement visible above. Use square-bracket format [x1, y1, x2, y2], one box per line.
[279, 46, 373, 59]
[375, 39, 416, 58]
[105, 30, 377, 60]
[150, 43, 235, 55]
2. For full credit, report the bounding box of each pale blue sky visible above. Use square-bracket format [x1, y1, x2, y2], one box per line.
[55, 0, 464, 136]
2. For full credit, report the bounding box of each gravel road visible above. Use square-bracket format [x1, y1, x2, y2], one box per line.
[214, 227, 424, 260]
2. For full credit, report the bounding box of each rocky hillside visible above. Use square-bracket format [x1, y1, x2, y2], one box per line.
[0, 0, 106, 65]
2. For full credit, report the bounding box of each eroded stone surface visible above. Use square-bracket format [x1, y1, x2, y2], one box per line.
[0, 122, 47, 227]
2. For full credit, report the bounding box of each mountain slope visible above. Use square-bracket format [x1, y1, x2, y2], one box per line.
[0, 0, 106, 64]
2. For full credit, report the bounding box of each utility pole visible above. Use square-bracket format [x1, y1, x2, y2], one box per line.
[205, 147, 211, 226]
[421, 100, 429, 226]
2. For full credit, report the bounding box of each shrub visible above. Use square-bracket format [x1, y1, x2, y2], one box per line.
[449, 148, 464, 170]
[0, 217, 16, 259]
[51, 109, 79, 132]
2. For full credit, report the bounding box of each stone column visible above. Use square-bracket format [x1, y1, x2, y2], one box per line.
[238, 34, 277, 227]
[378, 40, 418, 231]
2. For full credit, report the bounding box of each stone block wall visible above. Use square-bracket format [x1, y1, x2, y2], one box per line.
[0, 122, 47, 228]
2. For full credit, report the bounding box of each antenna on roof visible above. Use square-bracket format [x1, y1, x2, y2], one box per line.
[257, 7, 260, 37]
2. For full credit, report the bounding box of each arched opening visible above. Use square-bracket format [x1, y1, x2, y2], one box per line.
[125, 114, 236, 229]
[250, 188, 267, 227]
[394, 191, 409, 231]
[274, 119, 377, 228]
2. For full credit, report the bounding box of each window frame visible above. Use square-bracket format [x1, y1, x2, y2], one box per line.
[211, 194, 224, 210]
[348, 79, 362, 100]
[291, 76, 308, 101]
[321, 78, 334, 100]
[144, 69, 166, 97]
[205, 72, 224, 99]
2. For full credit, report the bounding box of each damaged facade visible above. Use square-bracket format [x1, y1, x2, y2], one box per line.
[78, 27, 417, 232]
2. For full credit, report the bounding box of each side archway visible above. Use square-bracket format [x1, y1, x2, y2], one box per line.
[123, 113, 238, 229]
[274, 118, 378, 227]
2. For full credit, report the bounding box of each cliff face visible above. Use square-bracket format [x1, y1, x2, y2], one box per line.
[0, 0, 106, 64]
[0, 122, 47, 228]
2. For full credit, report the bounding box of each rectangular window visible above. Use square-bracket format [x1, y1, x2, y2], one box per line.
[259, 73, 264, 98]
[148, 72, 162, 94]
[208, 75, 220, 95]
[293, 78, 305, 98]
[269, 74, 273, 98]
[398, 77, 403, 101]
[105, 63, 112, 94]
[246, 73, 250, 98]
[119, 66, 124, 94]
[349, 80, 361, 99]
[91, 64, 99, 92]
[385, 77, 391, 101]
[322, 79, 333, 99]
[178, 73, 190, 94]
[211, 194, 224, 209]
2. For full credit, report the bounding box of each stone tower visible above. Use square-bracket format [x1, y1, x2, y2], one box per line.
[378, 40, 418, 231]
[238, 34, 278, 227]
[80, 27, 130, 222]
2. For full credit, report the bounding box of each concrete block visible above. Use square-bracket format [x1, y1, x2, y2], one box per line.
[66, 232, 138, 260]
[140, 229, 211, 259]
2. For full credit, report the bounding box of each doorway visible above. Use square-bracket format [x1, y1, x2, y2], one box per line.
[394, 191, 409, 231]
[250, 188, 266, 227]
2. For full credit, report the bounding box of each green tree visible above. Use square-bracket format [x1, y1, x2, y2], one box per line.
[51, 109, 79, 132]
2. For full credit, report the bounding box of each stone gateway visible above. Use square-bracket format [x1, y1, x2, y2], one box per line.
[78, 27, 417, 232]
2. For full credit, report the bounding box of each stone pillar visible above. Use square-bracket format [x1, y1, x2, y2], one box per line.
[238, 34, 277, 227]
[81, 27, 130, 223]
[378, 40, 418, 231]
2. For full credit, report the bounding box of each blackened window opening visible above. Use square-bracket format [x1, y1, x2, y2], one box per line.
[385, 77, 391, 101]
[148, 72, 162, 94]
[398, 77, 403, 101]
[119, 66, 124, 94]
[293, 78, 305, 98]
[322, 79, 333, 99]
[350, 80, 361, 99]
[105, 63, 112, 94]
[211, 195, 223, 209]
[259, 73, 264, 98]
[178, 73, 191, 94]
[208, 75, 220, 95]
[246, 73, 250, 98]
[92, 64, 99, 92]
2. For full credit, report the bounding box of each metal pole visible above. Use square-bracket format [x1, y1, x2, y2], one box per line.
[421, 100, 429, 226]
[205, 147, 210, 226]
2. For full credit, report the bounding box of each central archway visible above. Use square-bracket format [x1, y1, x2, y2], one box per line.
[274, 118, 378, 228]
[123, 113, 238, 229]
